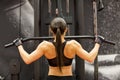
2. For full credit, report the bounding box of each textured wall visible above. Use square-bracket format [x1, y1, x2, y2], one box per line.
[84, 0, 120, 54]
[98, 0, 120, 54]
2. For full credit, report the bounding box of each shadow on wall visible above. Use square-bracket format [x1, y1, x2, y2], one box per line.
[0, 0, 34, 80]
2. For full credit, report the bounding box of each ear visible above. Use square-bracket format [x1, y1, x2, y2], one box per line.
[49, 27, 54, 35]
[65, 27, 68, 33]
[63, 27, 68, 36]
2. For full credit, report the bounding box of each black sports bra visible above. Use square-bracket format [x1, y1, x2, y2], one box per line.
[47, 41, 73, 67]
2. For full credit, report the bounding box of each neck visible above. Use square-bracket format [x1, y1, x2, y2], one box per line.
[53, 35, 65, 43]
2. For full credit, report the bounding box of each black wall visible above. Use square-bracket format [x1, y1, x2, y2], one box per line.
[0, 0, 34, 80]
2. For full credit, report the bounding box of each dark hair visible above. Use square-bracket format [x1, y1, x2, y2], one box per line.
[50, 17, 67, 72]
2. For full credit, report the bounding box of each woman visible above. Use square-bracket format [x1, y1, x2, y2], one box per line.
[13, 17, 103, 80]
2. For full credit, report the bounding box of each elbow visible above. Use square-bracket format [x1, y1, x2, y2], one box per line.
[87, 56, 95, 63]
[87, 52, 98, 63]
[24, 59, 32, 65]
[87, 58, 94, 63]
[25, 61, 31, 65]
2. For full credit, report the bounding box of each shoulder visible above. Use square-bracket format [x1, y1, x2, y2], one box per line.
[36, 41, 54, 53]
[36, 40, 54, 53]
[38, 40, 52, 47]
[67, 40, 82, 48]
[37, 40, 54, 49]
[67, 40, 80, 45]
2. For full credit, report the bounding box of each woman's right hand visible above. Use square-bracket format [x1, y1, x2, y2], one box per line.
[13, 38, 23, 47]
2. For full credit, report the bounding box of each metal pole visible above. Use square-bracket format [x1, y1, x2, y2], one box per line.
[66, 0, 70, 16]
[66, 0, 70, 35]
[74, 0, 85, 80]
[98, 0, 104, 11]
[48, 0, 52, 17]
[93, 0, 98, 80]
[56, 0, 63, 17]
[34, 0, 40, 80]
[10, 59, 20, 80]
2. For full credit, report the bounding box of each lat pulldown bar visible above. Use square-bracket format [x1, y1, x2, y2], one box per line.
[4, 35, 115, 48]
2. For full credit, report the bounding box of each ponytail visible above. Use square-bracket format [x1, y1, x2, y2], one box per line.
[55, 28, 63, 72]
[50, 17, 67, 72]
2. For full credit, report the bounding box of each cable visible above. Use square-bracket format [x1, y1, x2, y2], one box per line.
[18, 0, 22, 38]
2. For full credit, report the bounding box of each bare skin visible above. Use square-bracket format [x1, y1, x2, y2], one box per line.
[17, 33, 100, 76]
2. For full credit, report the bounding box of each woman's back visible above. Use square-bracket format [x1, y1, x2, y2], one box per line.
[44, 40, 76, 76]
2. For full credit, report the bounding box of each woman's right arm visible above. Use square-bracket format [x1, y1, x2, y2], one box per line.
[73, 40, 100, 63]
[17, 41, 47, 64]
[14, 38, 46, 64]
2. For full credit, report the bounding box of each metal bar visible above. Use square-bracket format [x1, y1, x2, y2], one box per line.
[93, 1, 98, 36]
[66, 0, 70, 36]
[45, 17, 72, 25]
[10, 59, 20, 80]
[74, 1, 85, 79]
[4, 35, 115, 48]
[93, 0, 98, 80]
[48, 0, 52, 17]
[55, 8, 59, 16]
[66, 0, 70, 15]
[57, 0, 63, 17]
[98, 0, 104, 11]
[34, 0, 40, 79]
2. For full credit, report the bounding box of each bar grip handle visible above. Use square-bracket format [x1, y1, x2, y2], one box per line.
[4, 42, 14, 48]
[103, 39, 115, 45]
